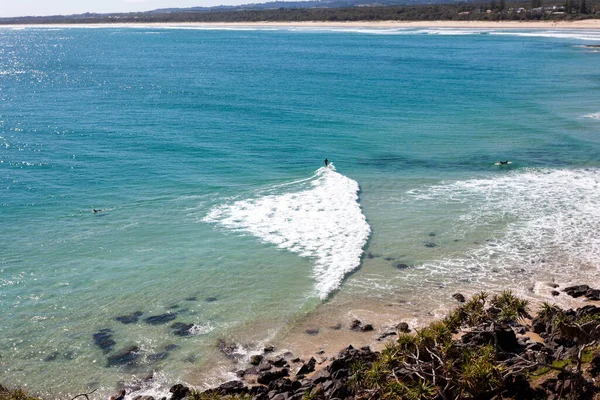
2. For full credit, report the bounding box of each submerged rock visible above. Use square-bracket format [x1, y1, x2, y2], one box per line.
[424, 242, 437, 248]
[106, 346, 140, 367]
[116, 313, 142, 324]
[394, 263, 410, 270]
[170, 322, 194, 337]
[93, 329, 116, 354]
[143, 313, 177, 325]
[205, 297, 218, 302]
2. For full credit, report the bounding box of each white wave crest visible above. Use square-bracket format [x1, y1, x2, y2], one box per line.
[584, 112, 600, 120]
[203, 165, 371, 299]
[408, 168, 600, 282]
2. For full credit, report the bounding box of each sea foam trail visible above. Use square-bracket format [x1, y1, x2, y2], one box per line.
[203, 165, 371, 299]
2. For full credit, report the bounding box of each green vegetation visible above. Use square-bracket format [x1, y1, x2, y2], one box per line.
[0, 0, 598, 25]
[0, 386, 40, 400]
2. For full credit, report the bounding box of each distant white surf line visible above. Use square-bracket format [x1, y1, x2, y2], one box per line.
[584, 112, 600, 120]
[203, 164, 371, 299]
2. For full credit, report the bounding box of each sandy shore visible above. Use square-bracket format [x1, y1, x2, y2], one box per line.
[2, 20, 600, 30]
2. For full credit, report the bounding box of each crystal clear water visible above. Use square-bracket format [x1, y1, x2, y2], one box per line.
[1, 26, 600, 397]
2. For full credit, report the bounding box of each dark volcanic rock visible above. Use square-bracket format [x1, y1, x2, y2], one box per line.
[263, 345, 275, 353]
[461, 326, 521, 354]
[170, 322, 194, 336]
[169, 384, 189, 400]
[452, 293, 466, 303]
[424, 242, 437, 248]
[350, 319, 362, 330]
[217, 339, 239, 359]
[297, 357, 316, 375]
[586, 289, 600, 300]
[106, 346, 140, 367]
[564, 285, 590, 298]
[311, 369, 331, 384]
[364, 251, 374, 259]
[551, 290, 560, 296]
[257, 368, 288, 385]
[143, 313, 177, 325]
[184, 296, 197, 301]
[116, 314, 141, 324]
[216, 380, 245, 395]
[250, 354, 264, 365]
[394, 263, 410, 270]
[377, 331, 397, 340]
[360, 324, 374, 332]
[93, 329, 116, 354]
[396, 322, 411, 333]
[205, 297, 217, 302]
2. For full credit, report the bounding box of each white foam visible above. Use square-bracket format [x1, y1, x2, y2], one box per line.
[204, 164, 371, 299]
[584, 112, 600, 120]
[407, 168, 600, 285]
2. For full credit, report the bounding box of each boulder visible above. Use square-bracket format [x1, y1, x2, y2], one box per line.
[169, 384, 189, 400]
[310, 369, 331, 384]
[217, 380, 245, 395]
[564, 285, 590, 298]
[396, 322, 411, 333]
[394, 263, 410, 270]
[257, 369, 288, 385]
[250, 354, 264, 365]
[586, 289, 600, 301]
[297, 357, 316, 375]
[452, 293, 466, 302]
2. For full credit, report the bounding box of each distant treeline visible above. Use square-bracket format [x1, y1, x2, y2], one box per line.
[1, 1, 599, 24]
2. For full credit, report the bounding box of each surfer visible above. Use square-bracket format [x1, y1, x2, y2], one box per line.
[324, 158, 329, 167]
[495, 160, 511, 165]
[93, 209, 103, 213]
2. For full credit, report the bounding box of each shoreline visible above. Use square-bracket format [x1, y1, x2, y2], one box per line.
[2, 20, 600, 30]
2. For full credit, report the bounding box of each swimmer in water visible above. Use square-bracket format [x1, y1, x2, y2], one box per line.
[93, 209, 103, 213]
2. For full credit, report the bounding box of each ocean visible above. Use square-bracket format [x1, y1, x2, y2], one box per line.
[1, 25, 600, 397]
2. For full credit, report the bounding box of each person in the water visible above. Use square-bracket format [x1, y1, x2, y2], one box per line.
[93, 209, 103, 213]
[324, 158, 329, 167]
[499, 160, 509, 165]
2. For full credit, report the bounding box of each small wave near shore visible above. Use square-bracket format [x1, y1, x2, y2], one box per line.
[204, 164, 371, 299]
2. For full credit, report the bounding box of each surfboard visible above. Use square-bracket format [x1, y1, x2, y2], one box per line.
[494, 161, 512, 166]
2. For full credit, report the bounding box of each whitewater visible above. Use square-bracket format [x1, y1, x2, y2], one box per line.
[204, 164, 371, 299]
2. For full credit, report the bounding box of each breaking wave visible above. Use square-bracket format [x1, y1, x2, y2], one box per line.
[407, 168, 600, 283]
[204, 165, 371, 299]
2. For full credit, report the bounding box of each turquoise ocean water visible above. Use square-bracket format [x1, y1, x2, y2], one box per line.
[1, 26, 600, 397]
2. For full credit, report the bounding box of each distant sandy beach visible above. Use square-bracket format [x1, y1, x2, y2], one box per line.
[3, 19, 600, 30]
